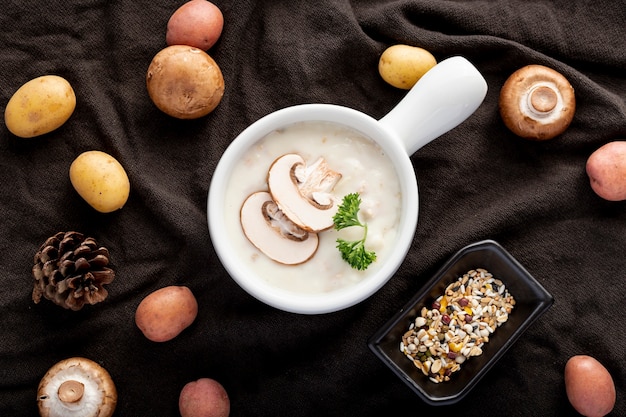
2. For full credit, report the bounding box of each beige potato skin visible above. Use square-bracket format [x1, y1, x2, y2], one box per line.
[586, 141, 626, 201]
[4, 75, 76, 138]
[69, 150, 130, 213]
[146, 45, 224, 119]
[166, 0, 224, 51]
[564, 355, 615, 417]
[378, 45, 436, 90]
[179, 378, 230, 417]
[135, 286, 198, 342]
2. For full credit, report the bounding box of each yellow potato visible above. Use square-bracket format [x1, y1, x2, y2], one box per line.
[378, 44, 437, 89]
[135, 286, 198, 342]
[4, 75, 76, 138]
[69, 151, 130, 213]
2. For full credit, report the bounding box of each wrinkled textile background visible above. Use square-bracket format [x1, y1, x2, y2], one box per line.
[1, 1, 625, 416]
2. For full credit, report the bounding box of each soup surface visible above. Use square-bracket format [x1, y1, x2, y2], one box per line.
[223, 121, 402, 294]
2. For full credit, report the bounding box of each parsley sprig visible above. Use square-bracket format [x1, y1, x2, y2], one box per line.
[332, 193, 377, 270]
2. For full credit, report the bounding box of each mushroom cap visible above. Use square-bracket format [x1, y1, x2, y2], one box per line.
[267, 153, 341, 232]
[240, 191, 319, 265]
[499, 64, 575, 140]
[37, 357, 117, 417]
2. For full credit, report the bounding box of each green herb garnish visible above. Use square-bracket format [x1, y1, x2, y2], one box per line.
[333, 192, 377, 270]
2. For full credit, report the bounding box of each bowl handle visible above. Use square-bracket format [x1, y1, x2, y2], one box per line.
[378, 56, 488, 156]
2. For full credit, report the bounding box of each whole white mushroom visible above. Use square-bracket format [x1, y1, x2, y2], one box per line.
[37, 357, 117, 417]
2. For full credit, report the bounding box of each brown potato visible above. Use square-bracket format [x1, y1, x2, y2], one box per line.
[146, 45, 224, 119]
[179, 378, 230, 417]
[564, 355, 615, 417]
[166, 0, 224, 51]
[586, 140, 626, 201]
[135, 286, 198, 342]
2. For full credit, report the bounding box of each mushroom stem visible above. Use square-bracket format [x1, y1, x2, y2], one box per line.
[38, 357, 117, 417]
[58, 380, 85, 403]
[528, 84, 557, 114]
[499, 64, 575, 140]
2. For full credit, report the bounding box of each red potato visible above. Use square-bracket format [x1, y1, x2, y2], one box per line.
[586, 140, 626, 201]
[179, 378, 230, 417]
[166, 0, 224, 51]
[564, 355, 615, 417]
[135, 286, 198, 342]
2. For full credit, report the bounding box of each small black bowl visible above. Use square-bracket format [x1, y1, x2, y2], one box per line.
[368, 239, 554, 406]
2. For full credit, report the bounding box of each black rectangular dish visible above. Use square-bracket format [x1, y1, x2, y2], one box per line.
[368, 239, 554, 406]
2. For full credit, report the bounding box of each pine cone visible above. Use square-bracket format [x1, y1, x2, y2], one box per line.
[32, 231, 115, 311]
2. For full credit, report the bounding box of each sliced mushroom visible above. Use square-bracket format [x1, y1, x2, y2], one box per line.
[241, 191, 319, 265]
[37, 357, 117, 417]
[267, 153, 342, 232]
[499, 64, 575, 140]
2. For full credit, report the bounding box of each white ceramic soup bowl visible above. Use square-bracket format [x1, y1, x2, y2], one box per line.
[208, 56, 487, 314]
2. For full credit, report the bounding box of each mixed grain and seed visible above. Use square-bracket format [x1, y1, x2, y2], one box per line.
[400, 268, 516, 383]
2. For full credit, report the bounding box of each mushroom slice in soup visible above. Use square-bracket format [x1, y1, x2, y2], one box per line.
[240, 191, 319, 265]
[267, 153, 342, 232]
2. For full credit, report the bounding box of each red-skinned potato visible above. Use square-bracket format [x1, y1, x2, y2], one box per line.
[179, 378, 230, 417]
[586, 140, 626, 201]
[135, 286, 198, 342]
[166, 0, 224, 51]
[564, 355, 615, 417]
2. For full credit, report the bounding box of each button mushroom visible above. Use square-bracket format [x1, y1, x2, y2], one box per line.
[267, 154, 342, 232]
[240, 191, 319, 265]
[37, 357, 117, 417]
[499, 64, 575, 140]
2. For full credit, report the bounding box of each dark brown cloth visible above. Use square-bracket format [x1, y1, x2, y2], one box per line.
[1, 1, 625, 416]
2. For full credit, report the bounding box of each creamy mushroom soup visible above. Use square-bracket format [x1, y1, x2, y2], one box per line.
[224, 121, 402, 294]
